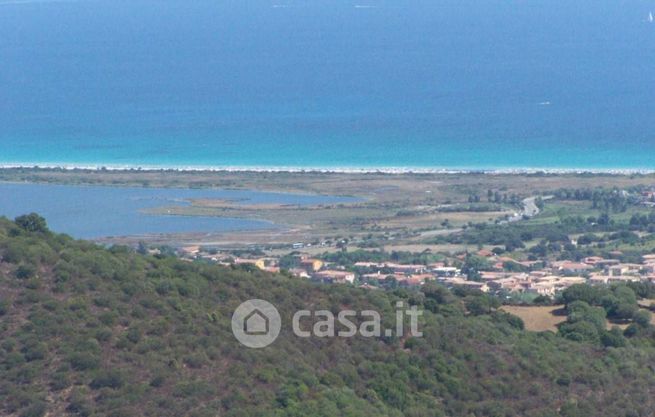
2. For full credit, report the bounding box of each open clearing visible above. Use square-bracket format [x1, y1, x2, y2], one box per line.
[501, 305, 567, 332]
[502, 304, 655, 332]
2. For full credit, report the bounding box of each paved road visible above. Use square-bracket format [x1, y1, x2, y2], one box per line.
[417, 195, 551, 239]
[522, 196, 540, 217]
[506, 195, 552, 223]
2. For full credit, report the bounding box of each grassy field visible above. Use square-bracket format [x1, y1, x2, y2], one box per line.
[502, 304, 655, 332]
[501, 305, 568, 332]
[525, 200, 654, 226]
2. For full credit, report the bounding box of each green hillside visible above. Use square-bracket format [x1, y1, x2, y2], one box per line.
[0, 215, 654, 417]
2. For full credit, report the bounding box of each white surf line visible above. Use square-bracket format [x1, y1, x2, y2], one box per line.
[1, 163, 655, 175]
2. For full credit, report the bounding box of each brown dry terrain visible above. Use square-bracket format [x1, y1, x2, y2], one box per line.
[501, 305, 568, 332]
[502, 304, 655, 331]
[638, 299, 655, 309]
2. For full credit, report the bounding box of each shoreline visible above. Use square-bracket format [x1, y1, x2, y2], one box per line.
[1, 163, 654, 176]
[2, 162, 654, 247]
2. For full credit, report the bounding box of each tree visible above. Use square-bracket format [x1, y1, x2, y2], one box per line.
[633, 310, 652, 328]
[566, 301, 606, 332]
[597, 212, 611, 226]
[559, 321, 600, 343]
[613, 303, 638, 321]
[610, 286, 639, 320]
[137, 241, 149, 255]
[423, 283, 455, 305]
[15, 264, 36, 279]
[600, 327, 626, 348]
[503, 261, 528, 272]
[14, 213, 48, 233]
[577, 233, 598, 245]
[533, 295, 553, 306]
[383, 275, 398, 289]
[491, 247, 505, 255]
[562, 284, 604, 306]
[613, 285, 637, 305]
[465, 295, 500, 316]
[600, 294, 620, 315]
[461, 254, 489, 281]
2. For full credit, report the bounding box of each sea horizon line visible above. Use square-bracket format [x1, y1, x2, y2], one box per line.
[1, 162, 654, 176]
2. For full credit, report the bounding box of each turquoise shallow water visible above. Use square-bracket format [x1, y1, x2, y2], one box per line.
[1, 0, 655, 170]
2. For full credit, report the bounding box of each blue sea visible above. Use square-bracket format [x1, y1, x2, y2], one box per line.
[1, 0, 655, 171]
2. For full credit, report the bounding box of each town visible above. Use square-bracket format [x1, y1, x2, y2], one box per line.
[148, 183, 655, 303]
[175, 245, 655, 301]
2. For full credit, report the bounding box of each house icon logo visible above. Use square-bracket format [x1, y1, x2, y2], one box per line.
[244, 309, 269, 335]
[231, 299, 281, 348]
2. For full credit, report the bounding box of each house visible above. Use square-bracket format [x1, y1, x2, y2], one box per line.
[299, 258, 324, 272]
[477, 249, 494, 257]
[313, 270, 355, 284]
[448, 278, 489, 292]
[588, 274, 610, 285]
[480, 271, 510, 281]
[180, 245, 201, 256]
[529, 270, 549, 279]
[433, 266, 459, 277]
[583, 256, 619, 267]
[386, 263, 427, 274]
[487, 278, 518, 292]
[361, 272, 385, 281]
[607, 275, 642, 284]
[401, 274, 434, 286]
[526, 276, 585, 295]
[517, 260, 542, 269]
[289, 268, 310, 279]
[235, 258, 278, 270]
[354, 262, 386, 269]
[526, 282, 557, 296]
[642, 190, 655, 200]
[234, 258, 266, 269]
[556, 277, 586, 288]
[552, 261, 593, 275]
[606, 263, 642, 277]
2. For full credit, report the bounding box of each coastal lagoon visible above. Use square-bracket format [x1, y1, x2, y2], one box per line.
[2, 0, 655, 171]
[0, 183, 359, 238]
